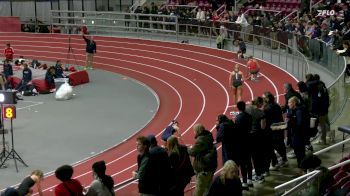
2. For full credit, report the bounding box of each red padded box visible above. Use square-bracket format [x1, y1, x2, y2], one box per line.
[8, 76, 21, 88]
[68, 70, 89, 86]
[31, 79, 51, 93]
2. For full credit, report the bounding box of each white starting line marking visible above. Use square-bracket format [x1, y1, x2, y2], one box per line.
[17, 101, 44, 110]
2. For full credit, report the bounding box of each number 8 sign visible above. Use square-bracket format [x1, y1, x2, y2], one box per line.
[2, 105, 16, 119]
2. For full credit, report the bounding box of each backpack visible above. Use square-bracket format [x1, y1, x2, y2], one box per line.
[161, 125, 175, 142]
[317, 82, 330, 109]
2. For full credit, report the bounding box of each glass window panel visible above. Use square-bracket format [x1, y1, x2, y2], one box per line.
[0, 0, 11, 16]
[12, 0, 35, 21]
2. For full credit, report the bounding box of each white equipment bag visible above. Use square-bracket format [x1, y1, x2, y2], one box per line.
[55, 81, 73, 100]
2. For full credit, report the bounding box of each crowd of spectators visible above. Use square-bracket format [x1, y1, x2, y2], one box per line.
[130, 0, 350, 81]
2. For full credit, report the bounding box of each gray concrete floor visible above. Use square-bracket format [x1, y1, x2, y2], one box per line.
[0, 68, 158, 189]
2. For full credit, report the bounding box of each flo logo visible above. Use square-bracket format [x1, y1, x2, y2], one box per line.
[317, 10, 336, 17]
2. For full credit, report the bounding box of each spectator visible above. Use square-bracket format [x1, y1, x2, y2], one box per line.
[54, 165, 84, 196]
[336, 40, 350, 83]
[234, 101, 253, 189]
[207, 160, 242, 196]
[263, 91, 288, 172]
[86, 161, 115, 196]
[300, 154, 334, 195]
[147, 135, 173, 195]
[167, 136, 194, 196]
[17, 170, 44, 196]
[4, 43, 14, 62]
[286, 96, 308, 168]
[314, 74, 331, 144]
[133, 136, 156, 196]
[229, 64, 244, 105]
[216, 114, 235, 164]
[82, 33, 96, 70]
[283, 83, 303, 112]
[188, 123, 217, 196]
[246, 97, 267, 183]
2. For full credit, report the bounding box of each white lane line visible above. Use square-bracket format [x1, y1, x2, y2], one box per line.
[17, 102, 44, 110]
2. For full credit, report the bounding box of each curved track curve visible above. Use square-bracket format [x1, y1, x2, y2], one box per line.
[0, 33, 298, 195]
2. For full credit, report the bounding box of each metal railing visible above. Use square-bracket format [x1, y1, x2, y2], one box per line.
[275, 137, 350, 195]
[47, 10, 348, 125]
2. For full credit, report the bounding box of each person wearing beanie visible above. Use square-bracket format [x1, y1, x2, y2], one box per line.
[86, 161, 115, 196]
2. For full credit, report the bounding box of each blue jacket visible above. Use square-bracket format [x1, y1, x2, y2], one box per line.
[22, 68, 32, 83]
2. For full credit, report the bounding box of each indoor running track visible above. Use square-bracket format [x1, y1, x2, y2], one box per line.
[0, 33, 298, 195]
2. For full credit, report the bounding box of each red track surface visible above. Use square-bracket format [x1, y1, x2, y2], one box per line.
[0, 33, 298, 195]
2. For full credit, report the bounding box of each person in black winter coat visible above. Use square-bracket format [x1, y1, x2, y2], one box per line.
[147, 135, 173, 196]
[188, 124, 217, 196]
[167, 136, 194, 196]
[263, 92, 288, 170]
[207, 160, 242, 196]
[283, 83, 303, 112]
[234, 101, 253, 189]
[216, 114, 235, 164]
[287, 96, 308, 168]
[133, 136, 156, 195]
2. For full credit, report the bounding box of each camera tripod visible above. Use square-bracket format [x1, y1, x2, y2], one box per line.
[66, 36, 78, 68]
[0, 118, 28, 172]
[0, 124, 9, 167]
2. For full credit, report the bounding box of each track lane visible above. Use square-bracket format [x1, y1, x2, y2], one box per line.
[0, 34, 298, 195]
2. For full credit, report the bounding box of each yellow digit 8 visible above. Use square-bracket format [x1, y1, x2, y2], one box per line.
[5, 108, 13, 118]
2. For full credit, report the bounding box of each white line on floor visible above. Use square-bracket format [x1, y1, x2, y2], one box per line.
[17, 102, 44, 110]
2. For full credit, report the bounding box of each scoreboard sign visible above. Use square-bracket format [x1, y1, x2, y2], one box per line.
[2, 105, 16, 119]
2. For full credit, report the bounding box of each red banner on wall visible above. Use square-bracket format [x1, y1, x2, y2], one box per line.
[0, 17, 21, 32]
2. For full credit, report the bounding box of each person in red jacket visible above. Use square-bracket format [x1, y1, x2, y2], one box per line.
[54, 165, 85, 196]
[246, 56, 260, 81]
[4, 43, 14, 61]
